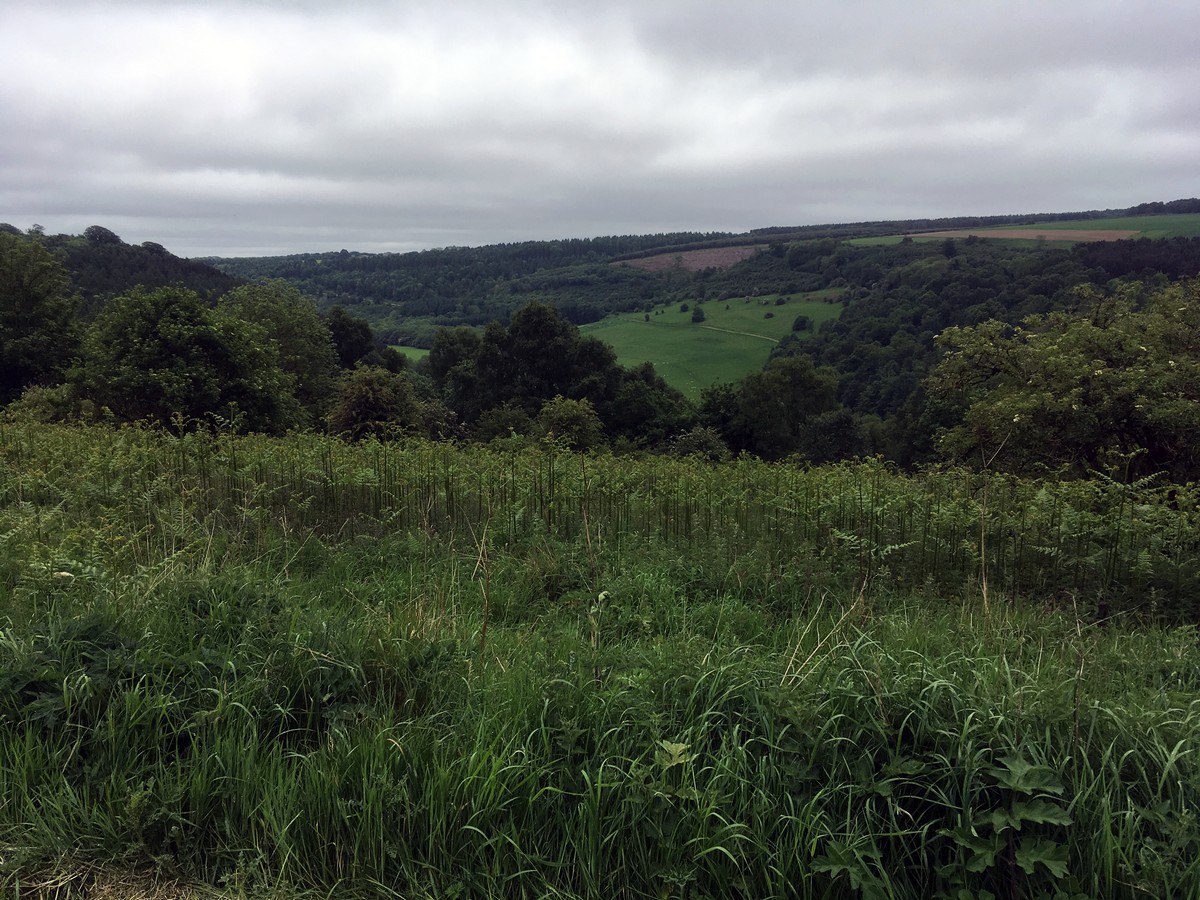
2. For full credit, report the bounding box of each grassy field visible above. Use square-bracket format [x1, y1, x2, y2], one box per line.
[389, 345, 430, 363]
[583, 290, 844, 400]
[850, 212, 1200, 245]
[1018, 213, 1200, 237]
[3, 424, 1200, 898]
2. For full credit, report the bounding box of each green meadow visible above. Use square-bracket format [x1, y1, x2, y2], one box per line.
[1026, 213, 1200, 237]
[583, 290, 844, 400]
[389, 345, 430, 363]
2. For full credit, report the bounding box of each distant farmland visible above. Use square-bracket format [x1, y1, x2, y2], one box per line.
[848, 212, 1200, 246]
[616, 245, 766, 272]
[583, 290, 843, 400]
[913, 227, 1139, 241]
[909, 212, 1200, 242]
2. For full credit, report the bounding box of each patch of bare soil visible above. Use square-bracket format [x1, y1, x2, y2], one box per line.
[911, 228, 1140, 242]
[617, 245, 766, 272]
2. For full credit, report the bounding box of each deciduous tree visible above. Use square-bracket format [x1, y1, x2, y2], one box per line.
[219, 280, 339, 426]
[928, 280, 1200, 480]
[0, 233, 79, 403]
[326, 365, 418, 440]
[77, 286, 299, 432]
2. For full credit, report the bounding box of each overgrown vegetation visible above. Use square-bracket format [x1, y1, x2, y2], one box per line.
[2, 424, 1200, 898]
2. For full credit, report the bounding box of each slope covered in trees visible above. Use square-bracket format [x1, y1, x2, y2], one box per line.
[0, 223, 242, 311]
[200, 200, 1200, 344]
[5, 207, 1200, 481]
[762, 234, 1200, 465]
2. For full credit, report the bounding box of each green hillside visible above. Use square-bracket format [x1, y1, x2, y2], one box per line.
[1020, 212, 1200, 237]
[583, 290, 844, 400]
[850, 212, 1200, 246]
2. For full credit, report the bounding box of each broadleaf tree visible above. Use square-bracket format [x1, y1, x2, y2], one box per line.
[927, 279, 1200, 480]
[77, 286, 300, 432]
[0, 232, 79, 403]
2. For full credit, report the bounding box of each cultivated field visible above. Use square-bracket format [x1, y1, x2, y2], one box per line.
[583, 290, 844, 399]
[616, 245, 765, 272]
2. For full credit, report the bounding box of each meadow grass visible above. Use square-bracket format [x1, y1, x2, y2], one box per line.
[583, 291, 844, 400]
[388, 346, 430, 364]
[2, 424, 1199, 898]
[1017, 213, 1200, 237]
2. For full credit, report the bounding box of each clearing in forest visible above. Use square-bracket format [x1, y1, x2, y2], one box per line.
[616, 245, 765, 272]
[583, 289, 843, 400]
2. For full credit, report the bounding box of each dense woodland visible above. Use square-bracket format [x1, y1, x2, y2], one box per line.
[4, 206, 1200, 482]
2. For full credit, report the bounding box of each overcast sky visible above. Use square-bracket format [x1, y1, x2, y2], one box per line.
[2, 1, 1197, 257]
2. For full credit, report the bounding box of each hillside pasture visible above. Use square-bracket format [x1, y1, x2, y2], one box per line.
[1015, 212, 1200, 237]
[390, 344, 430, 363]
[583, 290, 843, 399]
[911, 227, 1139, 242]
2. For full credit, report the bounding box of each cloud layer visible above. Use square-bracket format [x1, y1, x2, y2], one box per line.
[2, 1, 1197, 256]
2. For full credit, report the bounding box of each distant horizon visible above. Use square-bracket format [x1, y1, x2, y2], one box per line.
[8, 197, 1196, 261]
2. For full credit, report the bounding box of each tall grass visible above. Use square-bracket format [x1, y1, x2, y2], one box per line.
[1, 424, 1194, 617]
[2, 423, 1199, 897]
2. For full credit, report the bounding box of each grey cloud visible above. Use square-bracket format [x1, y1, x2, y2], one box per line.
[1, 1, 1197, 256]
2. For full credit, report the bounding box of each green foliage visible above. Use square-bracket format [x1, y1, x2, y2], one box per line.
[432, 302, 693, 448]
[667, 425, 731, 463]
[83, 224, 122, 245]
[929, 279, 1200, 480]
[38, 225, 239, 305]
[184, 215, 1200, 471]
[0, 233, 79, 403]
[536, 395, 605, 450]
[474, 400, 535, 443]
[703, 356, 850, 460]
[326, 365, 418, 440]
[935, 754, 1074, 897]
[218, 280, 340, 426]
[325, 305, 375, 368]
[75, 286, 301, 433]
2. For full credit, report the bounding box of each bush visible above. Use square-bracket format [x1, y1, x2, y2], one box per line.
[326, 366, 417, 440]
[536, 395, 606, 450]
[668, 425, 730, 462]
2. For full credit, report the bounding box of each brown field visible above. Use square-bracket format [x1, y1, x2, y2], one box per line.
[911, 228, 1140, 242]
[617, 244, 765, 272]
